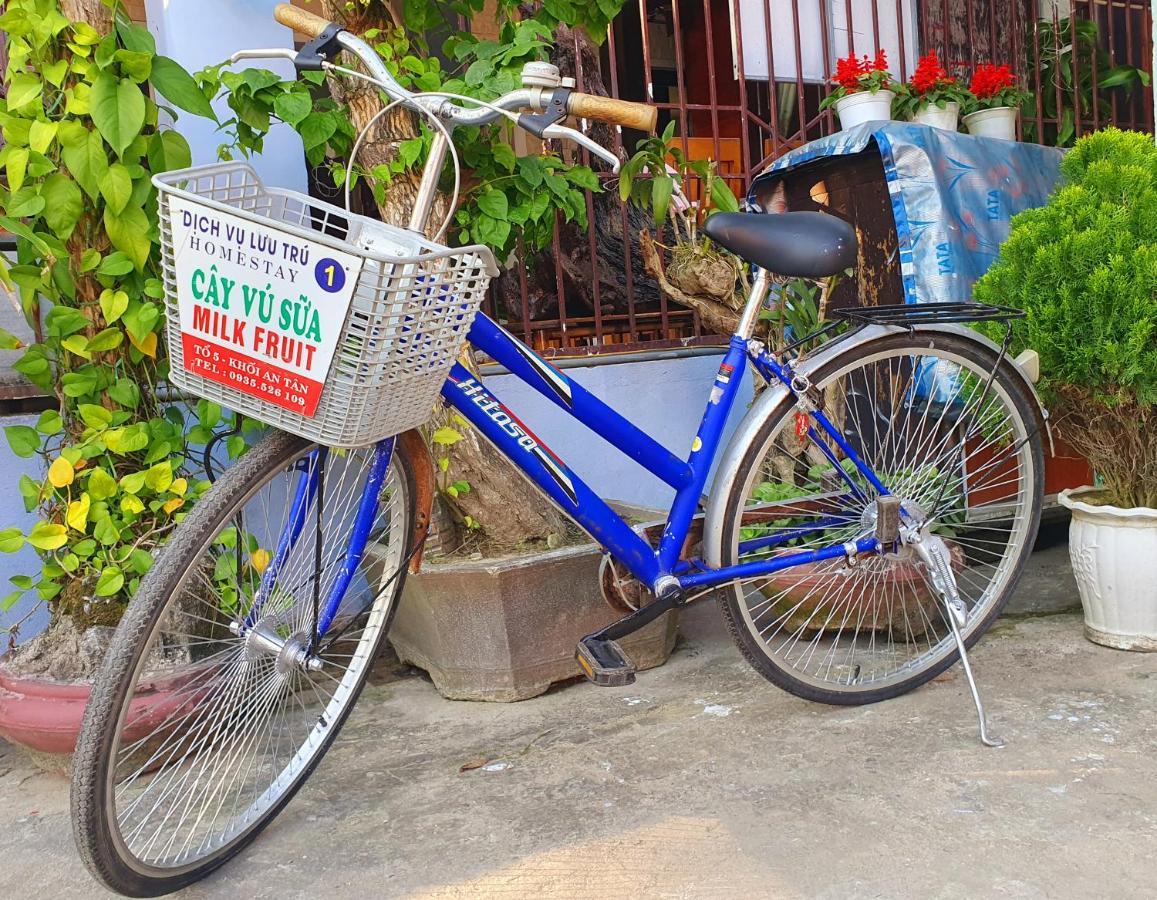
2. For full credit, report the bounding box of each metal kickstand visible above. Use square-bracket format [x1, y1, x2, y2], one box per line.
[907, 528, 1004, 748]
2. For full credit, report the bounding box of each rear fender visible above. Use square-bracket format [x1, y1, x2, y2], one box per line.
[701, 323, 1050, 569]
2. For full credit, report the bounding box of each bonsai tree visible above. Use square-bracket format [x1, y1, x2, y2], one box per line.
[974, 128, 1157, 509]
[0, 1, 225, 656]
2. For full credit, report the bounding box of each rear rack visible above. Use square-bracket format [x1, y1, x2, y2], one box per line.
[834, 301, 1025, 326]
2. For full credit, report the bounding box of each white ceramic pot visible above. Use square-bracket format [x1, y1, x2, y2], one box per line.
[1059, 486, 1157, 651]
[963, 106, 1018, 140]
[834, 90, 895, 131]
[913, 101, 959, 131]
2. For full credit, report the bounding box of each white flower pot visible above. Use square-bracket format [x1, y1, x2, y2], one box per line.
[1059, 486, 1157, 651]
[962, 106, 1018, 140]
[833, 90, 895, 131]
[913, 101, 959, 131]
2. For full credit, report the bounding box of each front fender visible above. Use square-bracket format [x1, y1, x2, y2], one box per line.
[396, 429, 435, 573]
[701, 323, 1050, 569]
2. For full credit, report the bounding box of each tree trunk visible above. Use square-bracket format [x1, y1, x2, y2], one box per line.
[321, 1, 569, 552]
[319, 1, 450, 237]
[60, 0, 111, 31]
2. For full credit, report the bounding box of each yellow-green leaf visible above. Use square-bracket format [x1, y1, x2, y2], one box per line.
[99, 163, 133, 214]
[6, 73, 42, 111]
[127, 330, 158, 358]
[87, 467, 118, 500]
[0, 528, 25, 553]
[119, 470, 147, 494]
[29, 120, 59, 154]
[40, 174, 85, 239]
[48, 456, 75, 488]
[78, 403, 113, 429]
[90, 73, 146, 157]
[27, 522, 68, 551]
[431, 426, 463, 446]
[61, 334, 92, 359]
[86, 327, 124, 353]
[120, 494, 145, 514]
[5, 147, 29, 193]
[104, 205, 151, 271]
[67, 494, 91, 532]
[144, 461, 173, 493]
[94, 566, 125, 597]
[99, 289, 130, 323]
[169, 477, 188, 496]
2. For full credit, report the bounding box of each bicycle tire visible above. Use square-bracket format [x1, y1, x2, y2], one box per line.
[718, 330, 1044, 705]
[71, 429, 416, 897]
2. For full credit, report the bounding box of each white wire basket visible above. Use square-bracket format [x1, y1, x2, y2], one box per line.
[154, 162, 497, 448]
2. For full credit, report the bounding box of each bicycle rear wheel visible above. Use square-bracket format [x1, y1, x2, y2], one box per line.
[719, 331, 1043, 705]
[71, 430, 414, 896]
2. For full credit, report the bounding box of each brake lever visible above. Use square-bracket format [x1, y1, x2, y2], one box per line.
[540, 123, 621, 173]
[229, 48, 299, 65]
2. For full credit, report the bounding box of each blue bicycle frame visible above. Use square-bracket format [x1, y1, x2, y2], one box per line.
[256, 310, 888, 644]
[441, 313, 882, 591]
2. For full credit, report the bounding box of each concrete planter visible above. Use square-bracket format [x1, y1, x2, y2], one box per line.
[1060, 487, 1157, 651]
[373, 542, 678, 701]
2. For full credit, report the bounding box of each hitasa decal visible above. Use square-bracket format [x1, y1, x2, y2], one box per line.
[452, 376, 577, 503]
[509, 340, 573, 407]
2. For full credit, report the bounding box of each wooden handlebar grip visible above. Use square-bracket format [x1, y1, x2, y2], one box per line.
[568, 93, 658, 133]
[273, 3, 332, 38]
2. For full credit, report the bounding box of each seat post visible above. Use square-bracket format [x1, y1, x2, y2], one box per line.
[735, 268, 771, 341]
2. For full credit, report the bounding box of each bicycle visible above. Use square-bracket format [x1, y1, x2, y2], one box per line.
[71, 5, 1045, 896]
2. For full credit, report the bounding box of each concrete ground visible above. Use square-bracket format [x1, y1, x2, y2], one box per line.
[2, 541, 1155, 899]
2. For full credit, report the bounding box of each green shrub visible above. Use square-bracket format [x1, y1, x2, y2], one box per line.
[974, 128, 1157, 508]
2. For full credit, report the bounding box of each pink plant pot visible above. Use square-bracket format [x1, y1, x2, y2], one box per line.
[758, 541, 965, 637]
[0, 663, 215, 770]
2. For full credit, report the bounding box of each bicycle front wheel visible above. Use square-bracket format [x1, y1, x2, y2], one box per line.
[718, 330, 1043, 705]
[71, 430, 415, 896]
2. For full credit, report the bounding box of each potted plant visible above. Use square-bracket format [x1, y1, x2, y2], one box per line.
[975, 128, 1157, 650]
[895, 50, 965, 130]
[819, 51, 895, 132]
[0, 2, 227, 768]
[962, 63, 1030, 140]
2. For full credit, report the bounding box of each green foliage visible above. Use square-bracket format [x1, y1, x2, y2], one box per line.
[1022, 17, 1150, 147]
[974, 128, 1157, 507]
[618, 120, 739, 234]
[207, 3, 626, 262]
[0, 1, 224, 637]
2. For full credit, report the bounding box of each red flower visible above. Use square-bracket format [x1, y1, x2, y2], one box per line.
[970, 63, 1016, 99]
[834, 54, 865, 89]
[830, 51, 891, 91]
[912, 50, 953, 94]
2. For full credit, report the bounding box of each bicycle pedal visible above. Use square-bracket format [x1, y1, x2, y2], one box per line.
[576, 636, 636, 687]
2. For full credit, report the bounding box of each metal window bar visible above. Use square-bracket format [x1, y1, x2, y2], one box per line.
[473, 0, 1153, 357]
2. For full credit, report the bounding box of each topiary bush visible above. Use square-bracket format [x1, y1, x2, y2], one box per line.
[974, 127, 1157, 509]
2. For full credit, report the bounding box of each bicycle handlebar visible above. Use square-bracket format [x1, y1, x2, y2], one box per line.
[567, 93, 657, 133]
[273, 3, 329, 37]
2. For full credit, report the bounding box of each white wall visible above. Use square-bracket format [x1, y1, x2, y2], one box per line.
[146, 0, 308, 193]
[487, 352, 756, 511]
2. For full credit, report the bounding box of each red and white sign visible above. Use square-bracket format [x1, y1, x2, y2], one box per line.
[169, 196, 364, 417]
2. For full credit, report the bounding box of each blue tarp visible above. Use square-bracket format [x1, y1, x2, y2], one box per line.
[749, 121, 1065, 305]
